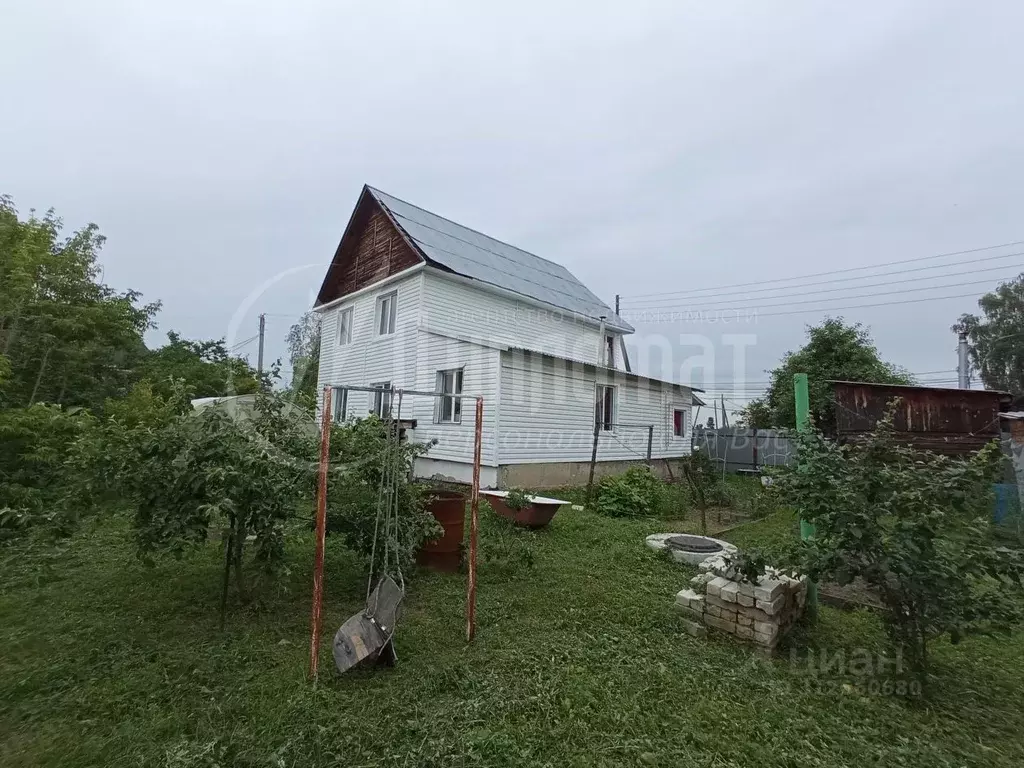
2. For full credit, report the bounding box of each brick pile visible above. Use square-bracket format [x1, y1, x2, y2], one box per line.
[673, 555, 808, 651]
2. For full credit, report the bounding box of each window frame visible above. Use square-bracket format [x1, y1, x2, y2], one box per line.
[331, 387, 349, 423]
[605, 335, 615, 367]
[337, 307, 353, 346]
[595, 384, 615, 432]
[371, 380, 392, 418]
[672, 408, 686, 437]
[434, 367, 464, 424]
[376, 291, 398, 336]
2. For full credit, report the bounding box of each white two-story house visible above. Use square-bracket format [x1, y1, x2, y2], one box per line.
[314, 185, 696, 488]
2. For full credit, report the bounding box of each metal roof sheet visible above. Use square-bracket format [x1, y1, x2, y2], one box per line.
[367, 187, 633, 333]
[828, 380, 1012, 396]
[504, 346, 699, 391]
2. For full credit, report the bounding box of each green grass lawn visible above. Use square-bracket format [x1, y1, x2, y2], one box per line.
[3, 509, 1024, 767]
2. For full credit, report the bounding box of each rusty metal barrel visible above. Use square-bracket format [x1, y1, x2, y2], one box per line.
[417, 490, 467, 572]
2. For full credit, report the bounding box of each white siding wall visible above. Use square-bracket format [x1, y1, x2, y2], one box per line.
[315, 268, 683, 472]
[406, 332, 500, 466]
[316, 272, 423, 418]
[421, 269, 620, 367]
[498, 351, 692, 464]
[315, 271, 501, 467]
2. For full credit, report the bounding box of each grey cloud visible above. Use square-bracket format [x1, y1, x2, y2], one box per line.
[2, 0, 1022, 410]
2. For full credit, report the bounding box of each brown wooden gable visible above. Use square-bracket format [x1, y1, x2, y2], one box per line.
[315, 188, 424, 306]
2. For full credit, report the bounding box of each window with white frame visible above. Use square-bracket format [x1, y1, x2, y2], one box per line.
[331, 387, 348, 423]
[337, 307, 353, 345]
[376, 291, 397, 336]
[595, 384, 615, 431]
[371, 381, 392, 417]
[434, 368, 463, 424]
[673, 408, 686, 437]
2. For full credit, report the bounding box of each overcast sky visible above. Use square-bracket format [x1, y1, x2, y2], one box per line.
[3, 0, 1023, 412]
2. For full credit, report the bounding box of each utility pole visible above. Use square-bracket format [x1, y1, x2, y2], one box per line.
[793, 372, 817, 617]
[257, 313, 266, 379]
[957, 332, 970, 389]
[614, 294, 620, 316]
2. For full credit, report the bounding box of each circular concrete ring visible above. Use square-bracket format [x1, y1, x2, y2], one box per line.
[645, 532, 738, 566]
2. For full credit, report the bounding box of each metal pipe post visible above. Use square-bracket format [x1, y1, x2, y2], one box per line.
[793, 373, 817, 615]
[958, 332, 970, 389]
[257, 313, 266, 379]
[309, 387, 332, 682]
[585, 402, 601, 505]
[466, 396, 483, 642]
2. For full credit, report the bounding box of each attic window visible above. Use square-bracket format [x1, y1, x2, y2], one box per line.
[338, 307, 353, 345]
[377, 291, 397, 336]
[605, 335, 615, 366]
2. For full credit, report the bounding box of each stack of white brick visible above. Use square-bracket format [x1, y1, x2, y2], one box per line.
[674, 557, 808, 651]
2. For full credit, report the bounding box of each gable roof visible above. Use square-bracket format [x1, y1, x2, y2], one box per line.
[362, 186, 633, 333]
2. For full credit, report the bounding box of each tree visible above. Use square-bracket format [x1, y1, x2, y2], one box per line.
[324, 416, 439, 575]
[0, 352, 10, 404]
[777, 410, 1024, 686]
[138, 331, 260, 400]
[740, 319, 911, 430]
[953, 274, 1024, 394]
[0, 404, 97, 539]
[0, 196, 159, 410]
[286, 311, 321, 404]
[97, 391, 316, 622]
[734, 400, 771, 429]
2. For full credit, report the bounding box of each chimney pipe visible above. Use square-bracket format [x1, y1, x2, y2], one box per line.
[958, 332, 970, 389]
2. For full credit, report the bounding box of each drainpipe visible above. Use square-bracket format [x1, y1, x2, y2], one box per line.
[957, 332, 970, 389]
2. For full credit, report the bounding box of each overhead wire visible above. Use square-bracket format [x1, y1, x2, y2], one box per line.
[628, 289, 992, 319]
[661, 274, 1016, 312]
[620, 262, 1024, 309]
[620, 239, 1024, 301]
[228, 334, 259, 351]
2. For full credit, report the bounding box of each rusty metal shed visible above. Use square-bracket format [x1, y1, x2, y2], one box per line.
[830, 380, 1012, 455]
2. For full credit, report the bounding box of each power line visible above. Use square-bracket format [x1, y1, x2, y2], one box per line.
[623, 270, 1024, 313]
[619, 239, 1024, 301]
[628, 289, 986, 320]
[621, 260, 1024, 308]
[229, 334, 259, 351]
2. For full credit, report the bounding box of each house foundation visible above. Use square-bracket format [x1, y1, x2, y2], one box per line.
[497, 457, 686, 489]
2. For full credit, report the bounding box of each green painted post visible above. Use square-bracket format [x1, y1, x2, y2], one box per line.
[793, 373, 818, 615]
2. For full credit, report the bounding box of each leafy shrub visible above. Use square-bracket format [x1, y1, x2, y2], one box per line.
[0, 403, 97, 540]
[478, 499, 535, 575]
[78, 390, 316, 617]
[504, 487, 532, 511]
[777, 408, 1024, 686]
[594, 466, 664, 518]
[324, 415, 440, 576]
[66, 380, 191, 518]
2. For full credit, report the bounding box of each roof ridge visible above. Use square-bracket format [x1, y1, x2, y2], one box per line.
[366, 185, 569, 271]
